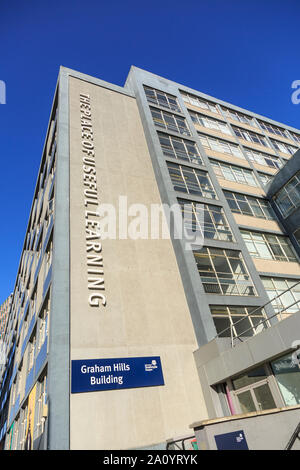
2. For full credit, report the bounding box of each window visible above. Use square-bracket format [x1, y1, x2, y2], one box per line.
[194, 247, 256, 296]
[190, 112, 231, 135]
[167, 162, 217, 199]
[244, 148, 282, 170]
[221, 107, 257, 127]
[271, 352, 300, 406]
[241, 230, 297, 262]
[271, 139, 297, 155]
[258, 120, 289, 138]
[233, 126, 270, 147]
[261, 277, 300, 314]
[36, 375, 47, 438]
[231, 365, 277, 413]
[274, 171, 300, 218]
[158, 133, 203, 165]
[19, 405, 28, 450]
[198, 133, 244, 159]
[293, 228, 300, 246]
[224, 191, 275, 220]
[258, 172, 273, 187]
[144, 86, 181, 112]
[11, 418, 19, 450]
[211, 160, 258, 187]
[178, 199, 234, 242]
[45, 240, 53, 278]
[27, 338, 35, 372]
[30, 291, 37, 322]
[150, 107, 190, 136]
[290, 131, 300, 144]
[211, 306, 267, 338]
[38, 300, 49, 351]
[181, 92, 219, 114]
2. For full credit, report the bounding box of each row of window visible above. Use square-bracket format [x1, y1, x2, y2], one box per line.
[221, 107, 257, 127]
[167, 160, 276, 223]
[244, 148, 282, 170]
[258, 120, 289, 139]
[224, 191, 275, 220]
[189, 111, 232, 135]
[149, 100, 296, 180]
[198, 133, 243, 159]
[210, 160, 258, 187]
[210, 282, 300, 340]
[181, 92, 219, 114]
[233, 126, 269, 148]
[1, 114, 56, 445]
[211, 159, 273, 188]
[7, 372, 47, 450]
[241, 230, 296, 262]
[146, 87, 300, 152]
[212, 276, 300, 339]
[146, 87, 300, 305]
[198, 133, 283, 171]
[271, 139, 298, 156]
[180, 90, 300, 145]
[190, 111, 298, 156]
[193, 239, 297, 301]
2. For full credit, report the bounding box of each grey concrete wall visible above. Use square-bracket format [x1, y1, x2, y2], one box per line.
[193, 406, 300, 450]
[68, 73, 208, 449]
[193, 312, 300, 420]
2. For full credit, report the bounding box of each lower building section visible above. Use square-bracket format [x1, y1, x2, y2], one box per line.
[193, 311, 300, 438]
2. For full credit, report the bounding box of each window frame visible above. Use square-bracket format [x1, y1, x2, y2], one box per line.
[167, 162, 217, 200]
[144, 86, 181, 113]
[194, 247, 257, 296]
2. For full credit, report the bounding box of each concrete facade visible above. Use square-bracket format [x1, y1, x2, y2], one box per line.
[68, 75, 207, 449]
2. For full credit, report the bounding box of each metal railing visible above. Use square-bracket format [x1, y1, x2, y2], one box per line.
[285, 421, 300, 450]
[215, 280, 300, 347]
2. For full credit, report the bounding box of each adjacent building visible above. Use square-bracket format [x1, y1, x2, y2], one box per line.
[0, 66, 300, 450]
[0, 295, 12, 341]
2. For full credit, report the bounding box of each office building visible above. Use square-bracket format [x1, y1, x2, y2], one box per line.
[0, 66, 300, 450]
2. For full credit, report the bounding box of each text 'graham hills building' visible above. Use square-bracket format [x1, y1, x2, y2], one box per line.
[0, 66, 300, 450]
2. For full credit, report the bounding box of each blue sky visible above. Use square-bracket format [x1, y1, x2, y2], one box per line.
[0, 0, 300, 302]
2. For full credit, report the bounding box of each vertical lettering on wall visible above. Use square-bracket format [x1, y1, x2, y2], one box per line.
[79, 93, 107, 308]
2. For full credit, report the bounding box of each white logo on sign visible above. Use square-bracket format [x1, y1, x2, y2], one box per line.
[145, 360, 157, 372]
[236, 433, 244, 443]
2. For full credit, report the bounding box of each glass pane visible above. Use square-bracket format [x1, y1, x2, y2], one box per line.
[253, 383, 276, 411]
[213, 317, 231, 337]
[237, 390, 256, 413]
[233, 366, 267, 390]
[232, 316, 253, 337]
[271, 353, 300, 406]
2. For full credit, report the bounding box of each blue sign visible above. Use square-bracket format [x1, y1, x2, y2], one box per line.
[71, 356, 164, 394]
[214, 430, 248, 450]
